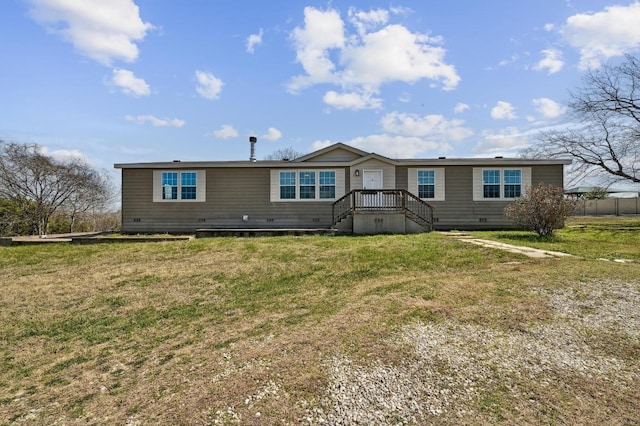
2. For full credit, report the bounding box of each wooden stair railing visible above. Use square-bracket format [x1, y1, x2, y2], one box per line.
[331, 189, 434, 231]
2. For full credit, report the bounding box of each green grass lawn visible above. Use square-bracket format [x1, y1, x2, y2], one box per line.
[469, 216, 640, 261]
[0, 223, 638, 424]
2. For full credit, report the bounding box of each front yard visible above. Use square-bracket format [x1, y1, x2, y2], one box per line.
[0, 218, 638, 424]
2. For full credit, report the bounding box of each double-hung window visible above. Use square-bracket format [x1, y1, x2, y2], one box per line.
[181, 172, 197, 200]
[319, 171, 336, 199]
[483, 170, 501, 198]
[409, 168, 444, 201]
[155, 170, 204, 202]
[299, 171, 316, 199]
[503, 170, 521, 198]
[162, 172, 178, 200]
[417, 170, 435, 199]
[280, 172, 296, 199]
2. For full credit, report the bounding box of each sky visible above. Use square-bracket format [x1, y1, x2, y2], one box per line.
[2, 0, 640, 184]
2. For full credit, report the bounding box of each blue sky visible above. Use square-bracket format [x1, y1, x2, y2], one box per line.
[2, 0, 640, 180]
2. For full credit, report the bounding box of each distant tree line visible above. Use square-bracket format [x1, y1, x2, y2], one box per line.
[0, 141, 118, 236]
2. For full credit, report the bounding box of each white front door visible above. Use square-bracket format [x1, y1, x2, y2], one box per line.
[362, 170, 383, 189]
[362, 170, 383, 207]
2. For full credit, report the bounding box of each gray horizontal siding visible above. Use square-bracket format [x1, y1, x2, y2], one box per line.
[121, 163, 566, 233]
[396, 164, 565, 230]
[121, 167, 347, 233]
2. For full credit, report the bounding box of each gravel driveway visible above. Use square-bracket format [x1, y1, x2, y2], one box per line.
[302, 279, 640, 425]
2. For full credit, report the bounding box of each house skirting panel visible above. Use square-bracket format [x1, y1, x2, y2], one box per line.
[352, 212, 427, 234]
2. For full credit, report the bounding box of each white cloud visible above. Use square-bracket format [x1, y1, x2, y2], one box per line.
[380, 112, 473, 141]
[28, 0, 153, 66]
[213, 124, 238, 139]
[311, 140, 334, 152]
[49, 148, 92, 165]
[498, 54, 520, 67]
[398, 92, 411, 103]
[562, 2, 640, 69]
[454, 103, 469, 113]
[491, 101, 518, 120]
[340, 24, 458, 89]
[246, 28, 263, 53]
[473, 127, 530, 156]
[195, 70, 224, 100]
[310, 111, 472, 158]
[288, 6, 460, 110]
[544, 23, 555, 31]
[261, 127, 282, 141]
[110, 68, 150, 96]
[532, 97, 567, 119]
[125, 115, 185, 128]
[323, 90, 382, 110]
[348, 7, 389, 35]
[534, 49, 564, 74]
[289, 7, 345, 90]
[347, 134, 442, 158]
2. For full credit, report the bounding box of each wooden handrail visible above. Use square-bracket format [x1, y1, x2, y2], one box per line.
[331, 189, 434, 230]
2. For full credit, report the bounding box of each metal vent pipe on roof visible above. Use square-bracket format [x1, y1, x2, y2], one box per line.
[249, 136, 257, 162]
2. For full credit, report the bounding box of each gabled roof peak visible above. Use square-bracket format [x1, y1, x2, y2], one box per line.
[293, 142, 371, 162]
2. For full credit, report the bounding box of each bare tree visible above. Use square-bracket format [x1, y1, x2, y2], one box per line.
[264, 146, 305, 161]
[62, 169, 115, 232]
[0, 141, 113, 236]
[529, 55, 640, 185]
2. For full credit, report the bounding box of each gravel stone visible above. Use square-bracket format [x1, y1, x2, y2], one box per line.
[302, 279, 640, 425]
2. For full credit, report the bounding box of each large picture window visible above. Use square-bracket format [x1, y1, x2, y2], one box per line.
[274, 169, 340, 201]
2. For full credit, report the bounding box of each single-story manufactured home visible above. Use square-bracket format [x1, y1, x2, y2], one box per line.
[114, 141, 570, 234]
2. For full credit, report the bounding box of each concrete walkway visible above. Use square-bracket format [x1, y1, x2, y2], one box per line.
[442, 232, 574, 259]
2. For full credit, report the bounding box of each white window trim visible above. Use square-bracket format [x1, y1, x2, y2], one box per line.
[408, 168, 445, 201]
[153, 170, 206, 202]
[270, 169, 345, 202]
[472, 167, 531, 201]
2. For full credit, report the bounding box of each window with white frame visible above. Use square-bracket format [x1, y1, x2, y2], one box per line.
[154, 170, 206, 202]
[482, 170, 501, 198]
[319, 171, 336, 199]
[162, 172, 178, 200]
[280, 171, 296, 199]
[408, 168, 445, 201]
[476, 168, 526, 200]
[273, 170, 340, 201]
[299, 171, 316, 199]
[503, 170, 521, 198]
[180, 172, 197, 200]
[417, 170, 435, 199]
